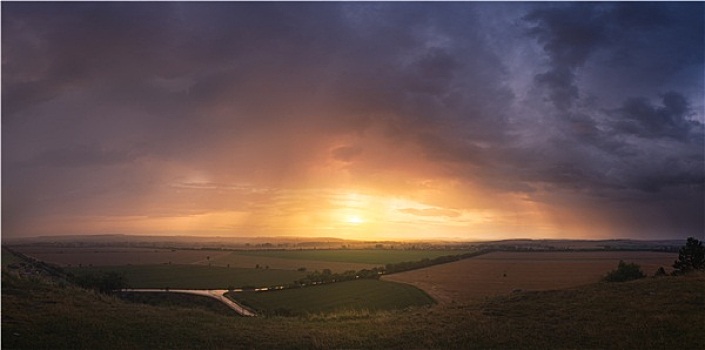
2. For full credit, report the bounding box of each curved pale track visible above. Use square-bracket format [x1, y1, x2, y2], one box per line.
[121, 289, 256, 317]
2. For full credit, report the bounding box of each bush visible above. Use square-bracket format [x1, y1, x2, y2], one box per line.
[603, 260, 645, 282]
[72, 271, 128, 294]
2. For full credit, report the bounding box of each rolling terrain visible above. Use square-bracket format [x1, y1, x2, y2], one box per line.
[2, 267, 703, 349]
[3, 239, 702, 349]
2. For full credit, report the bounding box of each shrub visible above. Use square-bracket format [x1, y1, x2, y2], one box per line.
[603, 260, 645, 282]
[72, 271, 128, 294]
[654, 266, 668, 277]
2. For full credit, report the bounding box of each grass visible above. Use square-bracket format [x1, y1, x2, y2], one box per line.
[66, 264, 307, 289]
[229, 249, 476, 265]
[228, 279, 435, 316]
[1, 247, 24, 268]
[2, 269, 704, 349]
[476, 274, 705, 348]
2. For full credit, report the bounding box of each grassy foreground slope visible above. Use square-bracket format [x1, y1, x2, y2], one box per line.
[2, 270, 704, 349]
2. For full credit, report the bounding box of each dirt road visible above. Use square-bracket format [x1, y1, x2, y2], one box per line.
[121, 289, 256, 317]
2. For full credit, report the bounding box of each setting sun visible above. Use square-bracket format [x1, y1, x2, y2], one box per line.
[345, 216, 365, 225]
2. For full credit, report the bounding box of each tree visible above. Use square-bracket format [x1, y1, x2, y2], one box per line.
[603, 260, 645, 282]
[98, 271, 128, 293]
[654, 266, 668, 277]
[73, 271, 128, 294]
[672, 237, 705, 274]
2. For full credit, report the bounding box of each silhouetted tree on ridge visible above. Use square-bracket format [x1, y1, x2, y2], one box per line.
[672, 237, 705, 274]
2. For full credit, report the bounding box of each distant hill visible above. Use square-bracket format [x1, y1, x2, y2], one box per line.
[3, 234, 685, 252]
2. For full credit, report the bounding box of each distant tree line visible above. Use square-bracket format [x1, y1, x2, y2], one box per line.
[71, 271, 128, 294]
[289, 250, 493, 287]
[384, 250, 491, 274]
[294, 267, 384, 286]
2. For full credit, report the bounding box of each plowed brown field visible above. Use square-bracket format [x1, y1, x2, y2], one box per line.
[382, 251, 677, 303]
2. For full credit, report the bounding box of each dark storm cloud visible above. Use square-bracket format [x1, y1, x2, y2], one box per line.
[517, 5, 702, 170]
[525, 3, 607, 111]
[2, 3, 180, 117]
[2, 2, 703, 238]
[400, 2, 704, 237]
[524, 3, 703, 111]
[612, 92, 701, 140]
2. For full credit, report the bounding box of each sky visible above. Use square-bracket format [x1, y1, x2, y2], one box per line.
[2, 2, 703, 241]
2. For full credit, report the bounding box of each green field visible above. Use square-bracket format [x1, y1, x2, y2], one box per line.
[228, 279, 435, 316]
[67, 264, 307, 289]
[207, 252, 378, 273]
[229, 249, 476, 265]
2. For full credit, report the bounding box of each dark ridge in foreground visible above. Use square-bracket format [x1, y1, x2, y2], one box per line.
[2, 267, 703, 349]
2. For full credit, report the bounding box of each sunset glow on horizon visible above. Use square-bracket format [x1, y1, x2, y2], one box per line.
[3, 3, 703, 241]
